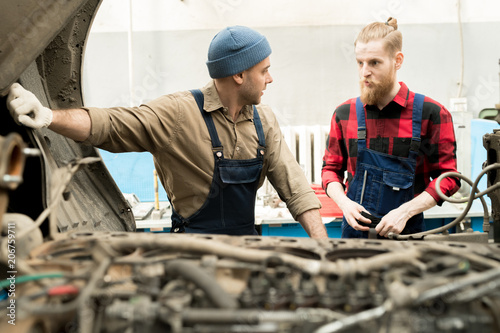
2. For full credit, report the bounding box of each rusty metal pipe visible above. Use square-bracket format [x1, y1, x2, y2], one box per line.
[0, 133, 26, 224]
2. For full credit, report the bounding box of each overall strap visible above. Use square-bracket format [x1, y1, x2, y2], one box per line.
[190, 89, 223, 150]
[355, 97, 367, 149]
[356, 95, 424, 157]
[252, 105, 266, 150]
[410, 93, 425, 154]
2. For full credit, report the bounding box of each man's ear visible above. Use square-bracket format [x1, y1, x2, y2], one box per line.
[395, 51, 404, 70]
[233, 72, 244, 85]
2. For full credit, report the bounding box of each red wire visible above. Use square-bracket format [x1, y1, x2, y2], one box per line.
[47, 285, 80, 296]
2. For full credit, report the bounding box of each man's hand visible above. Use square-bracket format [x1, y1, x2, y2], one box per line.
[326, 182, 371, 231]
[335, 195, 372, 231]
[376, 191, 437, 237]
[376, 206, 410, 237]
[7, 83, 53, 129]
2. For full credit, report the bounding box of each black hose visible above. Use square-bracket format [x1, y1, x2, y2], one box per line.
[164, 260, 238, 309]
[393, 164, 500, 240]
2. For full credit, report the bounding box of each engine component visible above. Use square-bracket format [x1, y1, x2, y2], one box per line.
[484, 131, 500, 243]
[1, 232, 499, 333]
[0, 133, 26, 223]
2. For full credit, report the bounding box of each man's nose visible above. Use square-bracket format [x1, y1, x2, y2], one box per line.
[360, 64, 371, 77]
[266, 73, 273, 84]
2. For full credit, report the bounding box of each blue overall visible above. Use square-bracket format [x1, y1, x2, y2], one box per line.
[341, 94, 426, 238]
[170, 89, 265, 235]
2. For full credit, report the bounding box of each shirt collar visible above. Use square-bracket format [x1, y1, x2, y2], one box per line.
[393, 81, 409, 108]
[200, 80, 253, 118]
[365, 81, 409, 111]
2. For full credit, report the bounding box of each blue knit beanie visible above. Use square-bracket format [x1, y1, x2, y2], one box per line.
[206, 26, 272, 79]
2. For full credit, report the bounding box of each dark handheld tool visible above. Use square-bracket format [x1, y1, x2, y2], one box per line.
[357, 211, 382, 239]
[357, 211, 381, 228]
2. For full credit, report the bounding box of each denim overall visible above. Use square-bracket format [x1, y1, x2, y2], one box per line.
[170, 89, 265, 235]
[341, 94, 426, 238]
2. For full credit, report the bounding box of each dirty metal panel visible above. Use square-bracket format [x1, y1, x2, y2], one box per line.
[0, 0, 91, 95]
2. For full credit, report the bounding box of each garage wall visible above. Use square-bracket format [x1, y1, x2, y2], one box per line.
[82, 0, 500, 126]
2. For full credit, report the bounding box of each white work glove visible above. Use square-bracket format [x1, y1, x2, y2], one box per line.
[6, 83, 53, 129]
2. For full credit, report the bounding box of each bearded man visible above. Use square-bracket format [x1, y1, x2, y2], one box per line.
[321, 18, 460, 238]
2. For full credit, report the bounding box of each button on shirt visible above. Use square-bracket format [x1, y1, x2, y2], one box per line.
[84, 81, 320, 219]
[322, 82, 460, 204]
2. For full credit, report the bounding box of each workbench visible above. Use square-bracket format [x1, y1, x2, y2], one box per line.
[134, 200, 490, 238]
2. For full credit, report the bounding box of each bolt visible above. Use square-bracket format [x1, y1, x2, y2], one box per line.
[2, 175, 22, 183]
[23, 148, 41, 157]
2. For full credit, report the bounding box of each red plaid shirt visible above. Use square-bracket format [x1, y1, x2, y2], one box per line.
[321, 82, 460, 204]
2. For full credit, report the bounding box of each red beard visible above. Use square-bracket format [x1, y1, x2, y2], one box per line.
[359, 74, 395, 106]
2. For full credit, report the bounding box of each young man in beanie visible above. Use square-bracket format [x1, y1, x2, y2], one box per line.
[322, 18, 460, 239]
[7, 26, 328, 238]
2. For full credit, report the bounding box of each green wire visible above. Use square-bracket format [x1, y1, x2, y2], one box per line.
[0, 272, 65, 289]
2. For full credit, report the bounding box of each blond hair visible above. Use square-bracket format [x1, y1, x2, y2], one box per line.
[355, 17, 402, 56]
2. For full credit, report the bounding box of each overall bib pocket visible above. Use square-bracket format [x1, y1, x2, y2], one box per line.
[376, 171, 414, 215]
[219, 159, 262, 184]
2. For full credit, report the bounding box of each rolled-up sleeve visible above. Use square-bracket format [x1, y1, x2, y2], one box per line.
[322, 108, 348, 191]
[421, 102, 460, 204]
[259, 106, 321, 220]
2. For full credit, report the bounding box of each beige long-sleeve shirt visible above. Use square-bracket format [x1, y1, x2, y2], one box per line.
[84, 81, 320, 219]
